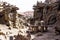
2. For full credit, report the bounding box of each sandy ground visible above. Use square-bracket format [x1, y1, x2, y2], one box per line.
[32, 26, 60, 40]
[0, 24, 60, 40]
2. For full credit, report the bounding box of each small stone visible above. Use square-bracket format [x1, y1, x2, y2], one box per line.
[55, 39, 59, 40]
[36, 33, 43, 36]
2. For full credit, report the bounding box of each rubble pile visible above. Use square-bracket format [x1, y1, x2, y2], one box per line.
[0, 2, 31, 40]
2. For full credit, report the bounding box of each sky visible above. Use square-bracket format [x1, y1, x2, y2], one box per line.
[0, 0, 45, 12]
